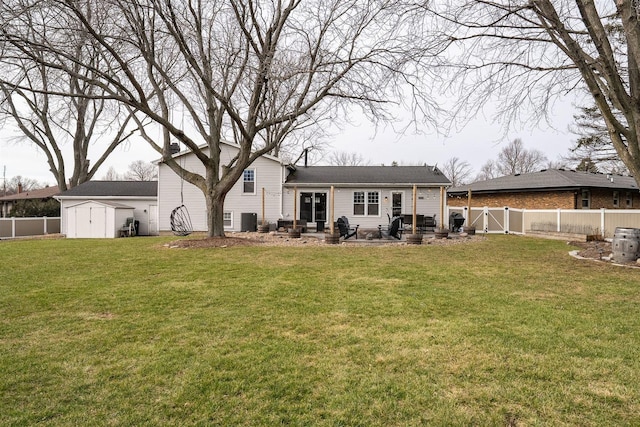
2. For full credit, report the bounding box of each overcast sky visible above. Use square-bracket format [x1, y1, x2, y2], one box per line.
[0, 97, 578, 187]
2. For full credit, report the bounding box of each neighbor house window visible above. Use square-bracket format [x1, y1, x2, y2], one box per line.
[626, 192, 633, 208]
[581, 190, 590, 209]
[243, 169, 255, 194]
[353, 191, 380, 216]
[613, 191, 620, 207]
[224, 211, 233, 228]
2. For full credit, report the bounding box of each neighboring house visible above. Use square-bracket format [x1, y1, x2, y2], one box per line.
[282, 165, 451, 230]
[0, 185, 60, 217]
[157, 142, 284, 233]
[56, 181, 158, 238]
[448, 169, 640, 210]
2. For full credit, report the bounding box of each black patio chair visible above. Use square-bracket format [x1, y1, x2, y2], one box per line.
[337, 216, 359, 239]
[378, 215, 403, 240]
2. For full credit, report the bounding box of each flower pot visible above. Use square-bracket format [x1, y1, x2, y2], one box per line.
[324, 232, 340, 245]
[257, 224, 270, 233]
[434, 229, 449, 239]
[288, 228, 301, 238]
[462, 226, 475, 235]
[406, 233, 423, 245]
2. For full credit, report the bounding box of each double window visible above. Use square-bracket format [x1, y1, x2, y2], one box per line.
[243, 169, 255, 194]
[353, 191, 380, 216]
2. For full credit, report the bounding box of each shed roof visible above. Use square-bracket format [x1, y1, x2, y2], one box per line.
[56, 181, 158, 198]
[284, 166, 451, 186]
[449, 169, 638, 194]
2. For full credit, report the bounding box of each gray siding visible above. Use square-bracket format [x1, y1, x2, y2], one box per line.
[158, 145, 283, 232]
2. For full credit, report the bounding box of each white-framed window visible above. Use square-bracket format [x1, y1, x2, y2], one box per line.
[243, 169, 255, 194]
[224, 211, 233, 228]
[613, 191, 620, 207]
[353, 191, 380, 216]
[581, 190, 590, 209]
[626, 192, 633, 208]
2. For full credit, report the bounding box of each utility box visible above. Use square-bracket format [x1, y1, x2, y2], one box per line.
[241, 212, 257, 232]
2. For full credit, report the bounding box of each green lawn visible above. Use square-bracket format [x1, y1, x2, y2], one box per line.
[1, 235, 639, 426]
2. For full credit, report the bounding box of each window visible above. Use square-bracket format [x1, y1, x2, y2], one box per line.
[224, 211, 233, 228]
[626, 192, 633, 208]
[368, 191, 379, 216]
[613, 191, 620, 207]
[353, 192, 365, 215]
[243, 169, 255, 194]
[581, 190, 590, 209]
[353, 191, 380, 216]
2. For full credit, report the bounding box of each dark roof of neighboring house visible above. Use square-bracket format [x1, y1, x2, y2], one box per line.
[449, 169, 638, 194]
[0, 185, 60, 201]
[56, 181, 158, 198]
[284, 166, 451, 186]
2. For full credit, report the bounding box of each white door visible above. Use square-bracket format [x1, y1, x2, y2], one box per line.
[76, 206, 107, 238]
[148, 204, 158, 235]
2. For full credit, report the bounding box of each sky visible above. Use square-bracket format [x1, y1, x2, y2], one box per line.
[0, 98, 578, 188]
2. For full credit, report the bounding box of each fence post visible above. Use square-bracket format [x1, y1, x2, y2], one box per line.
[601, 208, 606, 237]
[43, 216, 48, 235]
[11, 217, 16, 238]
[557, 209, 561, 232]
[504, 207, 510, 234]
[483, 206, 489, 233]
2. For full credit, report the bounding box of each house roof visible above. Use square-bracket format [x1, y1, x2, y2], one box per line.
[284, 166, 451, 187]
[55, 181, 158, 198]
[0, 185, 60, 201]
[449, 169, 639, 194]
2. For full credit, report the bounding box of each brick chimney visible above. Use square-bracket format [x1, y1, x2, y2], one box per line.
[17, 183, 22, 194]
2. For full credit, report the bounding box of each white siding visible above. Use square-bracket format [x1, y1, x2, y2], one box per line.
[158, 144, 283, 232]
[282, 186, 444, 229]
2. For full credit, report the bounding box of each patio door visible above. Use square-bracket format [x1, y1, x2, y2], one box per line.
[299, 192, 326, 223]
[392, 192, 403, 217]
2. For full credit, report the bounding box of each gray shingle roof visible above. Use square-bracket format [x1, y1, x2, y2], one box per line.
[284, 166, 451, 186]
[56, 181, 157, 198]
[449, 169, 638, 194]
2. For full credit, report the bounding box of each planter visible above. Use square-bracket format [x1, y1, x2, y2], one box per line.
[257, 224, 270, 233]
[434, 229, 449, 239]
[462, 226, 475, 235]
[406, 233, 423, 245]
[288, 228, 301, 238]
[324, 232, 340, 245]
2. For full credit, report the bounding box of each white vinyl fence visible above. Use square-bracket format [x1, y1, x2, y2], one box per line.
[447, 207, 640, 238]
[0, 217, 61, 239]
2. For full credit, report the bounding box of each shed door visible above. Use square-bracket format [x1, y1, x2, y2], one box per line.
[76, 206, 107, 238]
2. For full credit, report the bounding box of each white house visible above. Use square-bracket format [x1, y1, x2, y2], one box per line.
[56, 181, 158, 238]
[282, 165, 451, 231]
[157, 142, 284, 233]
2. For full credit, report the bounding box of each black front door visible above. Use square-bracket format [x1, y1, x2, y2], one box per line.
[314, 193, 327, 222]
[300, 192, 313, 222]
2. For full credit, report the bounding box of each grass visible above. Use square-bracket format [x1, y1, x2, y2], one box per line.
[1, 235, 639, 426]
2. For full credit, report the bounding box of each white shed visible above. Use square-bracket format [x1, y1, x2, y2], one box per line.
[56, 181, 158, 238]
[64, 200, 135, 238]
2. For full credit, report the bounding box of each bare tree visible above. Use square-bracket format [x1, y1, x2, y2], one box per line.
[326, 151, 371, 166]
[428, 1, 640, 186]
[475, 159, 499, 182]
[124, 160, 157, 181]
[0, 1, 138, 191]
[442, 156, 473, 187]
[101, 167, 122, 181]
[496, 139, 547, 175]
[1, 0, 440, 236]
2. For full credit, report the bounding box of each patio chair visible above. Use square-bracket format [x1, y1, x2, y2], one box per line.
[337, 216, 359, 239]
[120, 217, 136, 237]
[378, 214, 403, 240]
